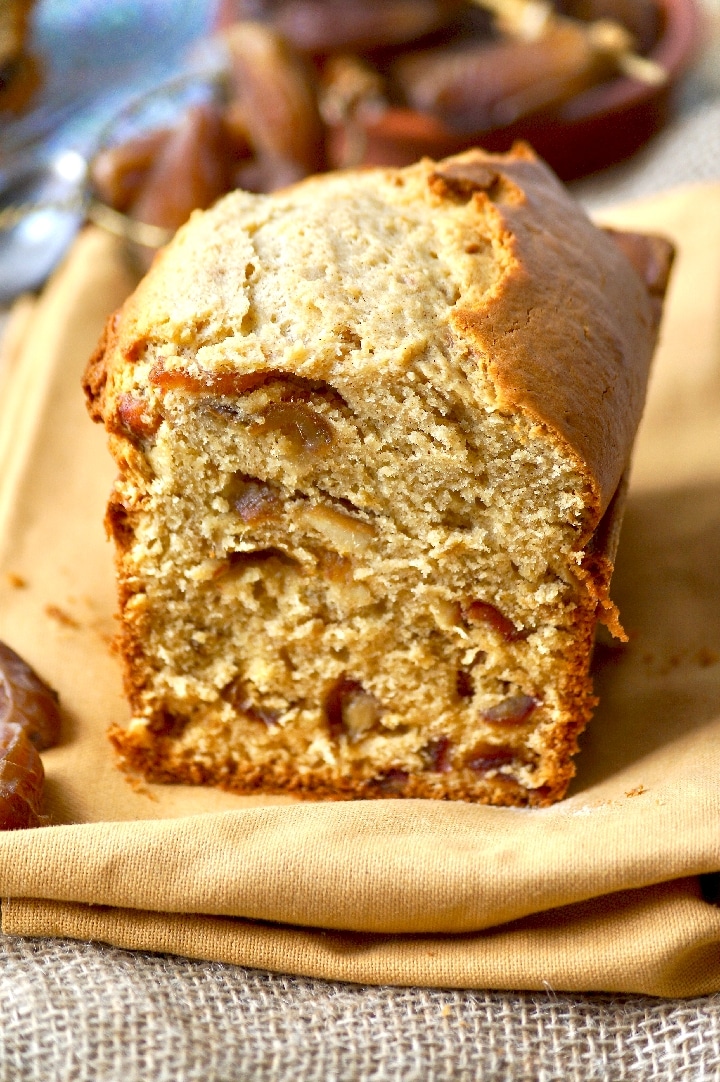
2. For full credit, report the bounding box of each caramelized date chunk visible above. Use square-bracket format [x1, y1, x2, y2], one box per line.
[227, 473, 281, 524]
[466, 743, 516, 773]
[0, 722, 45, 830]
[429, 164, 502, 202]
[252, 402, 334, 456]
[105, 491, 135, 550]
[420, 735, 452, 773]
[373, 769, 409, 795]
[212, 548, 293, 585]
[116, 392, 160, 441]
[317, 549, 352, 583]
[221, 678, 280, 727]
[462, 599, 525, 641]
[0, 641, 61, 751]
[482, 694, 539, 726]
[149, 364, 281, 396]
[147, 368, 345, 442]
[324, 675, 382, 741]
[146, 710, 188, 739]
[455, 669, 474, 699]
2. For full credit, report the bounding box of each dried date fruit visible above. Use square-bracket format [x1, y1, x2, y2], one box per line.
[90, 127, 172, 213]
[466, 743, 515, 773]
[420, 735, 452, 773]
[221, 678, 280, 726]
[130, 103, 231, 234]
[373, 768, 409, 794]
[115, 392, 161, 441]
[233, 155, 309, 194]
[604, 229, 675, 297]
[482, 693, 539, 726]
[220, 547, 298, 578]
[429, 163, 502, 201]
[462, 599, 526, 642]
[455, 669, 474, 698]
[252, 402, 334, 457]
[0, 641, 60, 751]
[223, 21, 323, 180]
[392, 23, 611, 133]
[324, 675, 382, 741]
[227, 473, 282, 523]
[317, 549, 353, 583]
[319, 54, 387, 127]
[0, 722, 46, 830]
[220, 100, 254, 162]
[318, 53, 388, 168]
[262, 0, 460, 54]
[149, 363, 280, 396]
[105, 490, 136, 550]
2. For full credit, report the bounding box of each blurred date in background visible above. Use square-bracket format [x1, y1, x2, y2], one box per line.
[0, 0, 701, 277]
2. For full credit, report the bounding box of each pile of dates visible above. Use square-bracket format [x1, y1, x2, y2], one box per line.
[90, 0, 660, 244]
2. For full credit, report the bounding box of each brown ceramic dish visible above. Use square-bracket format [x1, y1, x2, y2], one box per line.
[325, 0, 702, 180]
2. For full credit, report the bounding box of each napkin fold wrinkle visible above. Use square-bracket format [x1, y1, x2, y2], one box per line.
[0, 187, 719, 997]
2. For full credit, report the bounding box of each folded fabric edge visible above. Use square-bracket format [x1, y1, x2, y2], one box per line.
[4, 878, 720, 998]
[1, 792, 720, 935]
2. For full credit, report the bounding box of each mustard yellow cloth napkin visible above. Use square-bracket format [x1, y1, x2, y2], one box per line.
[0, 186, 719, 997]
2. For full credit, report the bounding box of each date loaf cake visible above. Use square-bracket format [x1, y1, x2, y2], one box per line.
[83, 145, 672, 805]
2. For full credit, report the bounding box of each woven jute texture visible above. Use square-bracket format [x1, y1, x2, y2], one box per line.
[0, 934, 718, 1082]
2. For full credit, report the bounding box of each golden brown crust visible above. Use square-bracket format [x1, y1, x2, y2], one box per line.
[434, 148, 664, 527]
[86, 146, 668, 531]
[82, 313, 116, 423]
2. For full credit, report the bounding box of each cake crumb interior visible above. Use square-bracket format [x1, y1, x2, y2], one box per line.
[110, 170, 598, 802]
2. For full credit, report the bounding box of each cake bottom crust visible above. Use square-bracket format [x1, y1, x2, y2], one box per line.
[107, 708, 595, 808]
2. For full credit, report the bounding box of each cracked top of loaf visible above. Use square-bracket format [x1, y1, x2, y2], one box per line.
[87, 144, 665, 535]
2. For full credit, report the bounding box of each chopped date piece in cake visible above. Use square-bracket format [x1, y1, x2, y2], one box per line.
[324, 676, 382, 742]
[462, 599, 526, 641]
[482, 693, 539, 726]
[115, 393, 161, 441]
[148, 363, 280, 397]
[221, 678, 280, 727]
[373, 769, 409, 795]
[227, 473, 282, 523]
[251, 402, 334, 457]
[455, 669, 474, 699]
[466, 743, 516, 773]
[420, 735, 453, 773]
